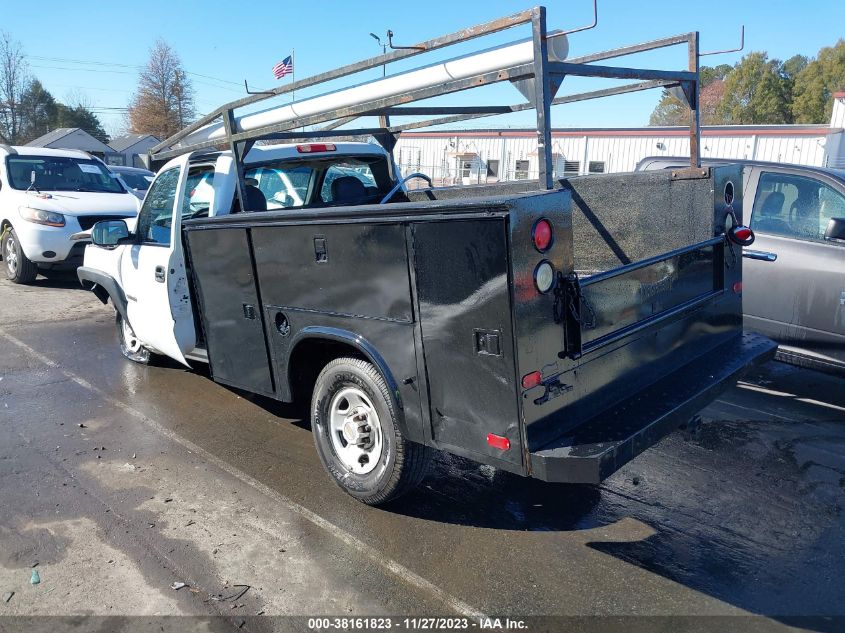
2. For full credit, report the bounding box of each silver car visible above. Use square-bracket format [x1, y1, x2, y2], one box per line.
[108, 165, 155, 201]
[637, 157, 845, 374]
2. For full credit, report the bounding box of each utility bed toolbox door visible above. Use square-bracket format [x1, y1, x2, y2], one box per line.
[185, 226, 275, 396]
[413, 217, 523, 470]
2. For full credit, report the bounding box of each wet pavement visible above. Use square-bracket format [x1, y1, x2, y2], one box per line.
[0, 273, 843, 632]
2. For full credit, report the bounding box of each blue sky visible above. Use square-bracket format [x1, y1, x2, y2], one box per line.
[4, 0, 843, 137]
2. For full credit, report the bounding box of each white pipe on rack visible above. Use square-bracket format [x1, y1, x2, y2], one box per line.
[180, 35, 569, 147]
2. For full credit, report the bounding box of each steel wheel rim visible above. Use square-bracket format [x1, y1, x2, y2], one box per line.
[122, 318, 142, 353]
[5, 235, 18, 274]
[328, 387, 383, 475]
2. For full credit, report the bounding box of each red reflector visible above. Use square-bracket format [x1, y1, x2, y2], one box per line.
[296, 143, 336, 153]
[521, 371, 542, 390]
[732, 281, 743, 294]
[734, 227, 753, 241]
[487, 433, 510, 451]
[533, 219, 553, 252]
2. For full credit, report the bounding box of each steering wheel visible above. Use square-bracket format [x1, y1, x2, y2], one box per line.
[380, 173, 433, 204]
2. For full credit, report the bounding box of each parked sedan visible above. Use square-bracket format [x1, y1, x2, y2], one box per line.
[109, 165, 155, 200]
[637, 157, 845, 374]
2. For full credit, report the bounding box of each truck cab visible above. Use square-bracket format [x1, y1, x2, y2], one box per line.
[79, 142, 398, 364]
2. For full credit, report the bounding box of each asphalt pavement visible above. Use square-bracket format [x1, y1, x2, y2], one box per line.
[0, 272, 843, 633]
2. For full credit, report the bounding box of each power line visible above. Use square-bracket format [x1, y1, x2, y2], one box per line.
[25, 54, 246, 89]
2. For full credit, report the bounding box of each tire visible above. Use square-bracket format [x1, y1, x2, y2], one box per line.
[115, 311, 153, 364]
[311, 357, 431, 505]
[2, 227, 38, 284]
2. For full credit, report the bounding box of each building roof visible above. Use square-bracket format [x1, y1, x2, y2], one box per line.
[25, 127, 114, 154]
[108, 133, 160, 153]
[403, 125, 842, 139]
[26, 127, 78, 147]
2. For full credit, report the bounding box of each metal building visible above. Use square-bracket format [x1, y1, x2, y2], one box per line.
[394, 94, 845, 184]
[107, 134, 162, 168]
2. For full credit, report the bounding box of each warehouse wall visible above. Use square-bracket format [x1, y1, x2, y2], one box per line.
[394, 124, 843, 185]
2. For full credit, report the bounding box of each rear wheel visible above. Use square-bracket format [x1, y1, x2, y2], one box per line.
[311, 357, 431, 505]
[2, 227, 38, 284]
[116, 311, 153, 364]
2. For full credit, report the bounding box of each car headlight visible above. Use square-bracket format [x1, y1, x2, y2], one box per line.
[19, 207, 65, 227]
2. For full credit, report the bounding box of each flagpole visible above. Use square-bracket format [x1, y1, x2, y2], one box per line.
[291, 49, 295, 103]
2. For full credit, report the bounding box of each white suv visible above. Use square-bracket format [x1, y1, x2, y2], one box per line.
[0, 145, 139, 284]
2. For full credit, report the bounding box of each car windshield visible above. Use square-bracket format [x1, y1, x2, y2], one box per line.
[119, 172, 152, 191]
[7, 156, 125, 193]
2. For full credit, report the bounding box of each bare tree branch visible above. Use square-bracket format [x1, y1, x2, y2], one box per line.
[127, 39, 196, 139]
[0, 31, 31, 144]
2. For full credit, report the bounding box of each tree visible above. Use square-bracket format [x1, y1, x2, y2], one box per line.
[54, 104, 110, 144]
[700, 80, 726, 125]
[649, 64, 733, 126]
[18, 79, 58, 143]
[649, 91, 687, 126]
[127, 39, 195, 139]
[792, 40, 845, 123]
[0, 31, 30, 144]
[717, 52, 792, 124]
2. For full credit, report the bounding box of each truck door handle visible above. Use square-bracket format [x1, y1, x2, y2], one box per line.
[154, 265, 166, 282]
[742, 249, 777, 262]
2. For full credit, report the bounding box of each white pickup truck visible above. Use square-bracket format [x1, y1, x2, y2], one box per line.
[78, 141, 400, 364]
[0, 145, 140, 284]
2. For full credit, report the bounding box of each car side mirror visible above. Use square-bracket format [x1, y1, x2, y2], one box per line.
[91, 219, 130, 247]
[824, 217, 845, 243]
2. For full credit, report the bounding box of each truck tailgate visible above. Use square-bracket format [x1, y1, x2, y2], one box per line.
[510, 166, 769, 482]
[530, 332, 776, 483]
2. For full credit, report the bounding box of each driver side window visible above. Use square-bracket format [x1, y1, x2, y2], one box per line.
[136, 168, 180, 246]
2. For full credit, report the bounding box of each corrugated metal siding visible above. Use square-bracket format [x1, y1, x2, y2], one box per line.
[395, 127, 844, 182]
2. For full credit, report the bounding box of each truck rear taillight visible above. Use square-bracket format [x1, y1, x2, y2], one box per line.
[297, 143, 336, 153]
[532, 218, 553, 252]
[486, 433, 511, 451]
[728, 225, 755, 246]
[534, 260, 555, 293]
[521, 371, 542, 389]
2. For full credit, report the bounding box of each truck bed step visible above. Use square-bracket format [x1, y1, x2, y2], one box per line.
[529, 333, 777, 484]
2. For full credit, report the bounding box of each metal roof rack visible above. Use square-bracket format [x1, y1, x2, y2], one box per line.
[149, 3, 704, 199]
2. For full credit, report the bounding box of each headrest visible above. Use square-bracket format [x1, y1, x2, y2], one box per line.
[331, 176, 366, 202]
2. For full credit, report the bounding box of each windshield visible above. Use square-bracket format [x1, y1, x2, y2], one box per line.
[119, 172, 153, 191]
[7, 156, 125, 193]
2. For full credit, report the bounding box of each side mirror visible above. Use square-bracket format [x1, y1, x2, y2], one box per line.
[824, 217, 845, 242]
[91, 219, 130, 247]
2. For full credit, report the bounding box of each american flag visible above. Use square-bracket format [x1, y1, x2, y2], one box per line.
[272, 55, 293, 79]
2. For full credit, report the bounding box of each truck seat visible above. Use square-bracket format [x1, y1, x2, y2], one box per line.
[330, 176, 367, 204]
[753, 191, 789, 234]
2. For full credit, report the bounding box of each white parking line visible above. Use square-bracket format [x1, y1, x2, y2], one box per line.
[737, 382, 845, 414]
[0, 328, 486, 620]
[713, 398, 799, 422]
